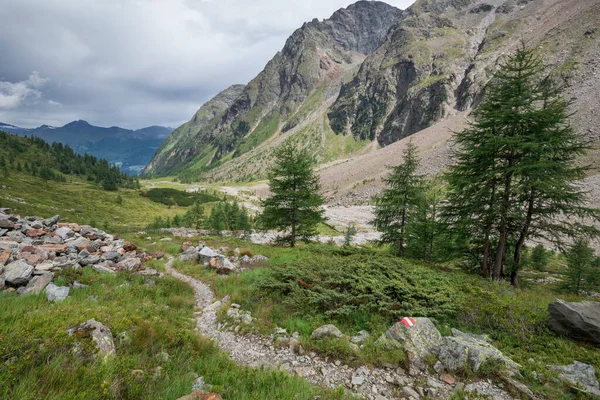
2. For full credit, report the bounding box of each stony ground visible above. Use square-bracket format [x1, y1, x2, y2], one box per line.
[165, 257, 517, 400]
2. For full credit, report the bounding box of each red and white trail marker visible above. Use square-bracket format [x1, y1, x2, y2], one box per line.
[400, 317, 416, 328]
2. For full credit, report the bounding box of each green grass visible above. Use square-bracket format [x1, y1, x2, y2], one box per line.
[166, 234, 600, 398]
[0, 172, 187, 231]
[0, 262, 349, 399]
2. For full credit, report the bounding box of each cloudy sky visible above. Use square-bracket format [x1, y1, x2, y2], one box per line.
[0, 0, 414, 130]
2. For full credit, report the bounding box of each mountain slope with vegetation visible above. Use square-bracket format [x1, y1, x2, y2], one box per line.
[144, 0, 600, 187]
[1, 121, 173, 175]
[143, 0, 402, 179]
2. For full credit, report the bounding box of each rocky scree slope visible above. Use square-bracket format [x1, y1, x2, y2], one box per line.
[0, 208, 163, 297]
[146, 0, 600, 190]
[143, 0, 402, 178]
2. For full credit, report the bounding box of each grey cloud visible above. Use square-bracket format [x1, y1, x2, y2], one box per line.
[0, 0, 414, 129]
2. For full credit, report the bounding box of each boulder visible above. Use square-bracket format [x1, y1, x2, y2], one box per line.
[434, 329, 519, 374]
[117, 258, 142, 271]
[35, 261, 54, 273]
[46, 283, 70, 302]
[26, 228, 46, 238]
[350, 330, 371, 345]
[67, 319, 116, 360]
[179, 248, 199, 262]
[21, 273, 53, 295]
[123, 241, 137, 252]
[80, 256, 101, 266]
[375, 318, 443, 368]
[0, 217, 15, 229]
[311, 324, 344, 340]
[55, 227, 75, 240]
[548, 300, 600, 347]
[42, 215, 60, 227]
[92, 264, 116, 274]
[4, 260, 34, 285]
[0, 228, 7, 237]
[199, 247, 218, 263]
[101, 251, 121, 263]
[548, 361, 600, 396]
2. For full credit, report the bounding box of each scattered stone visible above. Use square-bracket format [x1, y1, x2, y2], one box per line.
[434, 329, 520, 374]
[311, 324, 344, 340]
[67, 319, 116, 360]
[176, 392, 223, 400]
[118, 258, 142, 271]
[22, 273, 53, 295]
[548, 299, 600, 347]
[548, 361, 600, 395]
[440, 374, 456, 385]
[350, 330, 370, 344]
[42, 215, 60, 227]
[4, 260, 34, 285]
[375, 318, 442, 369]
[46, 283, 70, 302]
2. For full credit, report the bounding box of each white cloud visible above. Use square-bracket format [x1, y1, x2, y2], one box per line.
[0, 71, 48, 109]
[48, 99, 62, 107]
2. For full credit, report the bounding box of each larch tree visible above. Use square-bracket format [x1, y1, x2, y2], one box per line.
[444, 42, 599, 285]
[373, 140, 424, 257]
[260, 140, 324, 247]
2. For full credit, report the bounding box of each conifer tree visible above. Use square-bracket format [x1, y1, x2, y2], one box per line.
[444, 42, 599, 285]
[260, 140, 324, 247]
[185, 201, 205, 229]
[529, 244, 549, 271]
[373, 140, 424, 256]
[563, 239, 594, 294]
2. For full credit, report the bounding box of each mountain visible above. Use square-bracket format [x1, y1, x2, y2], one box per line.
[1, 121, 173, 175]
[143, 0, 403, 178]
[145, 0, 600, 186]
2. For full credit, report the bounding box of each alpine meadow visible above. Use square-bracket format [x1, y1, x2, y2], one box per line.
[1, 0, 600, 400]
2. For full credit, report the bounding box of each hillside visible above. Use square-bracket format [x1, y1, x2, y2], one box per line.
[0, 131, 139, 190]
[1, 121, 173, 175]
[144, 0, 600, 188]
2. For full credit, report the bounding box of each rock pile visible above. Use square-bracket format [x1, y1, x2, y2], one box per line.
[0, 208, 162, 297]
[178, 242, 268, 275]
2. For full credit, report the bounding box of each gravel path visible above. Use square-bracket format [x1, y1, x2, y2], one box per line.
[165, 257, 516, 400]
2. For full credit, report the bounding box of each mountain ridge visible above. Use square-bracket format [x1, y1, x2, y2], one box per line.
[1, 120, 173, 175]
[144, 0, 600, 187]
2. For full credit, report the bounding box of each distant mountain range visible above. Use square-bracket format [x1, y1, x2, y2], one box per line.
[0, 120, 173, 174]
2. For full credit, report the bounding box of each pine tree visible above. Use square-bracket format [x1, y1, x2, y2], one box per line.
[529, 244, 549, 271]
[343, 223, 358, 247]
[373, 140, 424, 256]
[444, 42, 599, 285]
[563, 239, 594, 294]
[406, 182, 445, 263]
[185, 201, 205, 229]
[260, 140, 324, 247]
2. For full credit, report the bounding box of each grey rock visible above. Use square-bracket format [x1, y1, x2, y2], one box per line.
[434, 329, 519, 374]
[178, 248, 199, 262]
[548, 299, 600, 347]
[375, 318, 442, 369]
[0, 229, 7, 237]
[311, 324, 344, 339]
[6, 231, 25, 243]
[0, 217, 15, 229]
[548, 361, 599, 393]
[42, 215, 60, 227]
[4, 260, 34, 285]
[199, 246, 218, 262]
[101, 251, 121, 262]
[117, 258, 141, 271]
[72, 281, 89, 289]
[30, 221, 43, 229]
[55, 227, 75, 240]
[46, 283, 70, 302]
[350, 330, 370, 344]
[80, 256, 101, 266]
[67, 319, 116, 360]
[22, 273, 53, 295]
[35, 261, 54, 272]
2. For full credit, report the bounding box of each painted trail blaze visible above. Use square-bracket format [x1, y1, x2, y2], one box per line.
[400, 317, 416, 328]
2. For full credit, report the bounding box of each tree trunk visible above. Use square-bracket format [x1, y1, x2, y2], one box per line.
[512, 190, 535, 287]
[483, 238, 491, 278]
[494, 174, 512, 280]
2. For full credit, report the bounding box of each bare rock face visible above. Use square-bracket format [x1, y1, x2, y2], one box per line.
[68, 319, 116, 360]
[548, 299, 600, 347]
